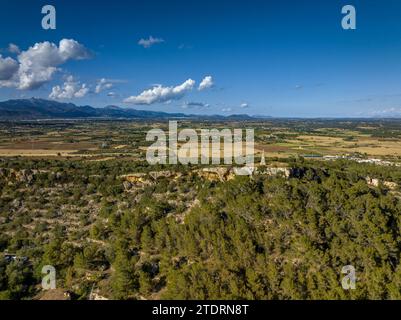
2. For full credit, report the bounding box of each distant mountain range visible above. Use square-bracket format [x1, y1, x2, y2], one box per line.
[0, 98, 256, 121]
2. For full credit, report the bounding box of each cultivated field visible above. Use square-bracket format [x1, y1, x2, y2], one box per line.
[1, 119, 401, 162]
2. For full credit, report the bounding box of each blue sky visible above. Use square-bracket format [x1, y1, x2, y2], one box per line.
[1, 0, 401, 117]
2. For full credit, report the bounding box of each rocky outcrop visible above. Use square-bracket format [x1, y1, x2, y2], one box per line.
[260, 167, 290, 178]
[149, 170, 175, 180]
[121, 171, 179, 190]
[91, 292, 109, 300]
[366, 177, 380, 187]
[37, 289, 71, 300]
[366, 176, 398, 190]
[123, 181, 133, 191]
[121, 166, 293, 187]
[384, 181, 398, 190]
[195, 167, 236, 182]
[121, 173, 148, 184]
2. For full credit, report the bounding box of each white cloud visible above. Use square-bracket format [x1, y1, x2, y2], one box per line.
[0, 55, 19, 81]
[198, 75, 213, 91]
[95, 78, 114, 93]
[8, 43, 20, 54]
[124, 79, 195, 105]
[49, 76, 89, 99]
[222, 107, 232, 112]
[18, 39, 91, 90]
[240, 103, 249, 108]
[58, 39, 92, 60]
[0, 39, 91, 90]
[138, 36, 164, 48]
[107, 92, 117, 97]
[364, 107, 401, 118]
[182, 101, 210, 109]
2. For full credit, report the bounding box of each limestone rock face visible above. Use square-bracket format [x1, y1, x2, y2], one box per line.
[196, 167, 235, 182]
[383, 181, 398, 190]
[366, 176, 398, 190]
[366, 177, 380, 187]
[120, 165, 294, 188]
[120, 170, 182, 190]
[149, 170, 173, 180]
[261, 167, 290, 178]
[122, 173, 148, 184]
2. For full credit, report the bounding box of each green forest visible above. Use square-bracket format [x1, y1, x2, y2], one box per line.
[1, 158, 401, 299]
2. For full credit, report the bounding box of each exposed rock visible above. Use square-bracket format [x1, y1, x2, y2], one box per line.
[196, 167, 235, 182]
[260, 167, 290, 178]
[38, 289, 71, 300]
[366, 176, 398, 190]
[121, 165, 293, 187]
[121, 171, 183, 189]
[384, 181, 398, 190]
[366, 177, 380, 187]
[121, 173, 148, 184]
[123, 181, 132, 191]
[92, 292, 109, 300]
[149, 170, 173, 180]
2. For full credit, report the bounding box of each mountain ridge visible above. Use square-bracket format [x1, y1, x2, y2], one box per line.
[0, 98, 255, 120]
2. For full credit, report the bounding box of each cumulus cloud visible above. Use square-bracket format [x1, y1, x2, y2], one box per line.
[222, 107, 232, 113]
[95, 78, 114, 93]
[138, 36, 164, 48]
[198, 75, 213, 91]
[124, 79, 195, 105]
[49, 76, 89, 99]
[0, 39, 91, 90]
[0, 55, 19, 81]
[18, 39, 91, 90]
[8, 43, 20, 54]
[240, 103, 249, 108]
